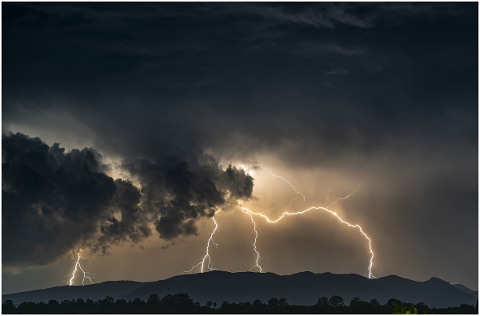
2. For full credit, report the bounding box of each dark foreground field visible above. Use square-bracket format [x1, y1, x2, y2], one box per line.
[3, 293, 478, 314]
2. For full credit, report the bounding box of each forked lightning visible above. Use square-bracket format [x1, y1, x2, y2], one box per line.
[240, 175, 374, 279]
[69, 252, 95, 286]
[183, 171, 375, 280]
[184, 210, 221, 273]
[241, 204, 375, 279]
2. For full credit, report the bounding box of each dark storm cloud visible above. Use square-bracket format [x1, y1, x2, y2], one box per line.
[125, 157, 253, 240]
[3, 133, 116, 266]
[95, 179, 152, 251]
[3, 2, 476, 167]
[2, 133, 253, 266]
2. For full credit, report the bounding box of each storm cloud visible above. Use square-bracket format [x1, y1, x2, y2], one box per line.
[2, 133, 253, 267]
[3, 133, 116, 267]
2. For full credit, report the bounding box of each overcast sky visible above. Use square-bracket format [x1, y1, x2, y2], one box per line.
[2, 2, 478, 294]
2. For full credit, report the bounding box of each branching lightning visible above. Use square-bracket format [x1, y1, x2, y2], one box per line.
[242, 173, 374, 279]
[270, 172, 306, 210]
[181, 169, 375, 279]
[326, 184, 361, 208]
[68, 251, 95, 286]
[240, 203, 375, 279]
[184, 210, 221, 274]
[255, 175, 268, 193]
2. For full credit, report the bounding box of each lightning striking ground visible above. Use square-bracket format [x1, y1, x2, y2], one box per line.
[241, 204, 375, 279]
[184, 210, 221, 274]
[68, 252, 95, 286]
[182, 169, 374, 279]
[242, 172, 373, 278]
[243, 211, 263, 272]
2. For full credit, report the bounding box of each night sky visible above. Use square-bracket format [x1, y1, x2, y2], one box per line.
[2, 2, 478, 294]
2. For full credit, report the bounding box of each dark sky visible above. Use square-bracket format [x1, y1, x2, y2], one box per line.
[2, 2, 478, 294]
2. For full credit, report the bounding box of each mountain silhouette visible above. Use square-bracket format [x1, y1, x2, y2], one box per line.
[2, 281, 145, 305]
[3, 271, 476, 308]
[453, 284, 478, 298]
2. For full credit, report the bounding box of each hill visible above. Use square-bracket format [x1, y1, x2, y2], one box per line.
[2, 281, 145, 305]
[3, 271, 477, 308]
[453, 284, 478, 298]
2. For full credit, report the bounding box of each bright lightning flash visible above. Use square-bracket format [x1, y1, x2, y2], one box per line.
[243, 211, 263, 272]
[184, 210, 221, 274]
[242, 172, 374, 279]
[241, 202, 375, 279]
[183, 170, 375, 280]
[68, 251, 95, 286]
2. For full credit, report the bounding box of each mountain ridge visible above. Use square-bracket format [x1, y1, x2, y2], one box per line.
[3, 271, 477, 308]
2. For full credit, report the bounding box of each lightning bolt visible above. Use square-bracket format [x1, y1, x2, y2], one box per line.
[270, 172, 306, 210]
[243, 211, 263, 272]
[243, 172, 373, 278]
[182, 169, 374, 279]
[241, 204, 375, 279]
[184, 210, 221, 273]
[240, 172, 305, 273]
[326, 184, 361, 208]
[255, 175, 268, 193]
[68, 251, 95, 286]
[68, 253, 80, 286]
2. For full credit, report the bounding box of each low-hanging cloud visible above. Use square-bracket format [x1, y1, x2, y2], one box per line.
[124, 156, 253, 240]
[2, 132, 254, 268]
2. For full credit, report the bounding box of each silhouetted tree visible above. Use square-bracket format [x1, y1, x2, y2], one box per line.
[252, 299, 264, 310]
[98, 296, 115, 308]
[131, 297, 144, 310]
[350, 297, 361, 307]
[173, 293, 195, 308]
[75, 298, 85, 307]
[279, 297, 289, 308]
[317, 297, 329, 307]
[2, 300, 15, 314]
[147, 294, 160, 305]
[385, 298, 402, 312]
[48, 299, 60, 307]
[268, 297, 279, 308]
[36, 301, 47, 313]
[392, 301, 417, 314]
[237, 301, 252, 312]
[415, 301, 428, 313]
[329, 295, 344, 308]
[220, 301, 233, 313]
[114, 298, 128, 313]
[2, 293, 477, 314]
[17, 301, 37, 313]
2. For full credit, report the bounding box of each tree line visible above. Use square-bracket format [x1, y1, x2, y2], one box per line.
[2, 293, 478, 314]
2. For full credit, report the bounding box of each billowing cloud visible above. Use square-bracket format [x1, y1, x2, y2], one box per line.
[2, 133, 253, 267]
[125, 157, 253, 240]
[3, 133, 116, 267]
